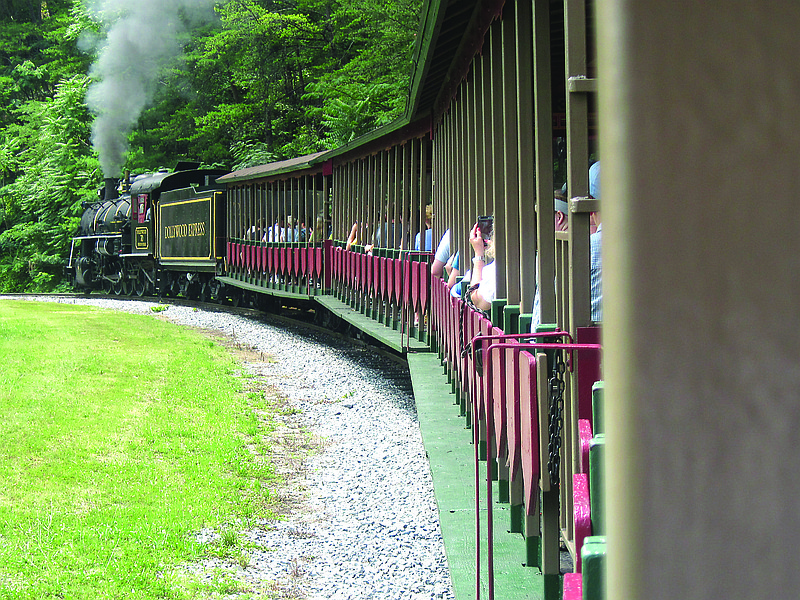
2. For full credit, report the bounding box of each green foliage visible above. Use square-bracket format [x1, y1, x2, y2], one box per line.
[0, 0, 422, 291]
[0, 74, 98, 292]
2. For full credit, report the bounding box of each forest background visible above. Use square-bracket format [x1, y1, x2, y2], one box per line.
[0, 0, 421, 292]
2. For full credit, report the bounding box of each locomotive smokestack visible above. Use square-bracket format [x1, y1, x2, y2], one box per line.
[104, 178, 119, 201]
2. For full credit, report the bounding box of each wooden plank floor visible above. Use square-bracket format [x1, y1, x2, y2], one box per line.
[407, 352, 545, 600]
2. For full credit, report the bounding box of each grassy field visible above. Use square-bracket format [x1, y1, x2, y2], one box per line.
[0, 300, 290, 599]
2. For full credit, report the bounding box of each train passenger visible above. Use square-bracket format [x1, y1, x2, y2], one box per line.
[244, 218, 264, 242]
[346, 222, 359, 251]
[530, 162, 602, 330]
[431, 228, 451, 278]
[346, 221, 375, 254]
[282, 215, 300, 242]
[589, 161, 602, 322]
[308, 215, 326, 243]
[414, 204, 434, 251]
[447, 251, 462, 292]
[467, 220, 496, 312]
[531, 190, 571, 329]
[265, 216, 285, 243]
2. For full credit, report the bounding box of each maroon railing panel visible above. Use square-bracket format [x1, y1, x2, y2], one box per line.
[387, 258, 396, 301]
[411, 261, 421, 312]
[573, 473, 591, 572]
[519, 351, 540, 516]
[452, 295, 463, 383]
[476, 315, 491, 421]
[419, 262, 430, 315]
[346, 250, 353, 287]
[315, 246, 323, 278]
[506, 343, 522, 481]
[563, 571, 583, 599]
[379, 257, 387, 299]
[361, 254, 369, 293]
[579, 419, 593, 474]
[322, 242, 331, 289]
[372, 255, 380, 296]
[394, 259, 403, 304]
[577, 326, 602, 424]
[491, 325, 507, 457]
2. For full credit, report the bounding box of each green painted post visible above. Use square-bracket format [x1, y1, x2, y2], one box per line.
[510, 476, 524, 534]
[592, 380, 605, 435]
[503, 304, 521, 334]
[589, 433, 606, 536]
[491, 298, 507, 328]
[524, 510, 541, 568]
[497, 459, 509, 502]
[581, 536, 607, 600]
[541, 488, 560, 588]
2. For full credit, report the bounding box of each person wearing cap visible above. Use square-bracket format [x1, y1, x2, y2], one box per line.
[530, 190, 571, 328]
[589, 161, 602, 322]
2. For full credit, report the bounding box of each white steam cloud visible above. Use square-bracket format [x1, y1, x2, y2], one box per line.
[84, 0, 217, 177]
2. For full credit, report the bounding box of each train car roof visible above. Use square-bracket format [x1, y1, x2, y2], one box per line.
[130, 168, 229, 195]
[217, 151, 328, 185]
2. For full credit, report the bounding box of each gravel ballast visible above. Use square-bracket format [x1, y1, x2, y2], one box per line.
[8, 296, 455, 599]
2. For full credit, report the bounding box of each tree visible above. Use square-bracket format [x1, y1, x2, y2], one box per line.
[0, 75, 98, 291]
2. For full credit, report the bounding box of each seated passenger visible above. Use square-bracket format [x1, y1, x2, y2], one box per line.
[447, 251, 462, 292]
[345, 222, 359, 251]
[468, 220, 496, 312]
[414, 204, 434, 251]
[589, 161, 602, 322]
[431, 228, 451, 278]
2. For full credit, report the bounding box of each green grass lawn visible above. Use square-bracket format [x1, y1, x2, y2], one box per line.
[0, 300, 285, 599]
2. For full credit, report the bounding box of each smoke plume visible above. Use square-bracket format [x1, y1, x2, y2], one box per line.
[84, 0, 217, 177]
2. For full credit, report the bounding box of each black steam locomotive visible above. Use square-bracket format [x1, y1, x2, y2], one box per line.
[66, 162, 228, 299]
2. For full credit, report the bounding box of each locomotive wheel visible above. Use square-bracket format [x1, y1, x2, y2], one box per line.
[122, 278, 133, 296]
[207, 279, 222, 303]
[102, 278, 113, 294]
[134, 270, 146, 297]
[112, 279, 123, 296]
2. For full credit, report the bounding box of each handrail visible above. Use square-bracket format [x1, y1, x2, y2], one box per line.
[467, 332, 602, 600]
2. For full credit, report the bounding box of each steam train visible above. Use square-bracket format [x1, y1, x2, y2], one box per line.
[61, 0, 797, 595]
[66, 162, 229, 301]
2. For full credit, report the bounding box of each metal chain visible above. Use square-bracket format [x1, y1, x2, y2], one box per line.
[547, 348, 567, 486]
